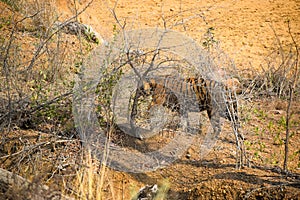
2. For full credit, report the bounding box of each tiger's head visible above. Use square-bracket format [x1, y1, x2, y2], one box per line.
[224, 78, 242, 95]
[136, 77, 180, 112]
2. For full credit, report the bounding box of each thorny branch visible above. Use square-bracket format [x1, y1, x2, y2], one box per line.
[0, 139, 76, 160]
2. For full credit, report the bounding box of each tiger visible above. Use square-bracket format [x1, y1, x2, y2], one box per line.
[132, 74, 244, 167]
[134, 75, 242, 138]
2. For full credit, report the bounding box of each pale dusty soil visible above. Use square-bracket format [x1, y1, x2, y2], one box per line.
[57, 0, 300, 71]
[1, 0, 300, 199]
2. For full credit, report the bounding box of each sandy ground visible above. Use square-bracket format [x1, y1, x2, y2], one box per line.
[56, 0, 300, 71]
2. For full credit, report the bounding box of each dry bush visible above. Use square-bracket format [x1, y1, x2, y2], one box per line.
[238, 22, 299, 172]
[0, 0, 108, 198]
[243, 24, 299, 99]
[0, 0, 97, 135]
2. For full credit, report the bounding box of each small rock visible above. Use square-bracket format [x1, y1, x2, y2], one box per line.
[134, 184, 158, 200]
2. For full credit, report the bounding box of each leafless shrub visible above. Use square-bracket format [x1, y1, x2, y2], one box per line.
[246, 24, 299, 99]
[239, 22, 299, 173]
[0, 0, 96, 133]
[0, 0, 107, 198]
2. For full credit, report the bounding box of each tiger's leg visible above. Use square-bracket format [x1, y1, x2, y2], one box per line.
[233, 124, 243, 168]
[212, 110, 243, 169]
[208, 108, 242, 168]
[179, 104, 189, 133]
[233, 122, 249, 168]
[228, 101, 244, 168]
[212, 108, 244, 165]
[206, 108, 222, 137]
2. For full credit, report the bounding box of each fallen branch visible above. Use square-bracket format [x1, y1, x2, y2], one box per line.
[0, 139, 76, 160]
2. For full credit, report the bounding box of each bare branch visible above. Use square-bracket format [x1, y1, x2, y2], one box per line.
[283, 20, 299, 172]
[25, 0, 94, 72]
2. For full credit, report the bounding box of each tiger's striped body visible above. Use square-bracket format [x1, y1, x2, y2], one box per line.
[134, 75, 244, 167]
[137, 75, 240, 136]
